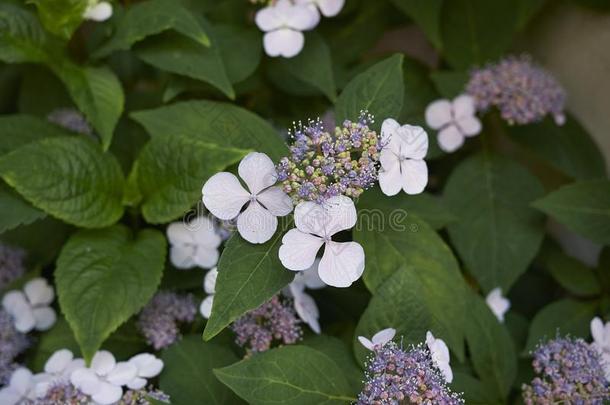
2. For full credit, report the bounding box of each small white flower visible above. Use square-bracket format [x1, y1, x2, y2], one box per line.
[167, 216, 221, 270]
[426, 331, 453, 383]
[83, 0, 113, 22]
[284, 260, 325, 334]
[255, 0, 319, 58]
[34, 349, 85, 398]
[278, 195, 365, 288]
[296, 0, 345, 18]
[378, 118, 428, 196]
[358, 328, 396, 351]
[2, 277, 57, 333]
[485, 287, 510, 322]
[202, 152, 293, 244]
[125, 353, 164, 390]
[590, 317, 610, 381]
[199, 267, 218, 319]
[425, 94, 482, 153]
[0, 368, 37, 404]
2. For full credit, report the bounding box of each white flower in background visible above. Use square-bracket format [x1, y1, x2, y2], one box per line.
[485, 287, 510, 322]
[125, 353, 164, 390]
[358, 328, 396, 351]
[278, 195, 365, 288]
[34, 349, 85, 397]
[296, 0, 345, 18]
[202, 152, 293, 244]
[255, 0, 319, 58]
[199, 267, 218, 319]
[590, 317, 610, 381]
[284, 260, 325, 333]
[0, 367, 37, 404]
[167, 216, 221, 270]
[425, 94, 482, 153]
[378, 118, 428, 196]
[2, 277, 56, 333]
[426, 331, 453, 383]
[83, 0, 113, 21]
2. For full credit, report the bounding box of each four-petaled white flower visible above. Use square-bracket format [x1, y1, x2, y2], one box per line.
[590, 317, 610, 382]
[125, 353, 164, 390]
[284, 260, 325, 334]
[34, 349, 85, 398]
[378, 118, 429, 196]
[202, 152, 293, 244]
[167, 216, 221, 270]
[278, 195, 365, 288]
[0, 368, 37, 404]
[485, 287, 510, 323]
[425, 94, 482, 153]
[358, 328, 396, 351]
[199, 267, 218, 319]
[426, 331, 453, 383]
[255, 0, 318, 58]
[83, 0, 113, 21]
[2, 277, 56, 333]
[295, 0, 345, 28]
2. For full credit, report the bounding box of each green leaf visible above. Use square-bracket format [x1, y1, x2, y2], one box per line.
[507, 116, 606, 180]
[132, 134, 247, 223]
[400, 56, 439, 123]
[203, 228, 295, 341]
[335, 54, 404, 130]
[389, 0, 443, 48]
[452, 373, 503, 405]
[0, 136, 125, 228]
[30, 0, 87, 40]
[545, 250, 601, 296]
[533, 180, 610, 244]
[131, 100, 287, 161]
[0, 114, 70, 156]
[444, 153, 545, 292]
[0, 182, 45, 233]
[94, 0, 210, 58]
[160, 335, 242, 405]
[429, 70, 469, 99]
[55, 225, 166, 362]
[214, 345, 355, 404]
[439, 0, 517, 69]
[214, 24, 262, 84]
[524, 298, 597, 353]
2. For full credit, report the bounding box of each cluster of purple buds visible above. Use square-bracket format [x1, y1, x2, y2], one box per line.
[358, 341, 463, 405]
[276, 112, 383, 204]
[0, 309, 30, 385]
[522, 336, 610, 404]
[466, 55, 566, 126]
[120, 387, 170, 404]
[231, 295, 302, 356]
[36, 381, 90, 404]
[0, 243, 26, 290]
[137, 291, 197, 350]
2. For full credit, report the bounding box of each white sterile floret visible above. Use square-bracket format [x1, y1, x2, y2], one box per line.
[590, 317, 610, 381]
[485, 287, 510, 322]
[166, 216, 221, 270]
[425, 94, 482, 153]
[126, 353, 164, 390]
[34, 349, 85, 397]
[0, 368, 37, 404]
[284, 260, 325, 333]
[83, 1, 113, 22]
[199, 267, 218, 319]
[426, 331, 453, 383]
[294, 0, 345, 29]
[358, 328, 396, 351]
[2, 277, 57, 333]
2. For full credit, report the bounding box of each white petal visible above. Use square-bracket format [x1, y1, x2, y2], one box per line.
[591, 317, 605, 345]
[438, 361, 453, 383]
[24, 278, 55, 306]
[83, 2, 112, 21]
[91, 351, 116, 376]
[204, 267, 218, 295]
[301, 4, 320, 30]
[396, 124, 428, 160]
[190, 217, 222, 248]
[425, 99, 452, 129]
[2, 291, 28, 315]
[357, 336, 375, 351]
[400, 159, 428, 195]
[202, 172, 249, 220]
[91, 381, 123, 405]
[10, 368, 33, 396]
[44, 349, 73, 374]
[129, 353, 164, 378]
[486, 288, 510, 322]
[456, 115, 482, 137]
[192, 246, 219, 270]
[0, 388, 21, 405]
[294, 196, 357, 238]
[106, 362, 137, 386]
[199, 295, 214, 319]
[380, 118, 400, 147]
[238, 152, 277, 195]
[452, 94, 476, 119]
[64, 359, 86, 378]
[257, 186, 293, 217]
[293, 290, 320, 334]
[33, 307, 56, 331]
[263, 29, 304, 58]
[169, 245, 196, 269]
[282, 2, 319, 30]
[317, 0, 344, 16]
[318, 241, 364, 288]
[278, 229, 324, 271]
[166, 222, 194, 245]
[13, 305, 36, 333]
[126, 377, 147, 390]
[255, 5, 283, 31]
[70, 368, 101, 395]
[236, 201, 277, 244]
[426, 331, 452, 382]
[437, 125, 465, 153]
[372, 328, 396, 346]
[378, 159, 402, 197]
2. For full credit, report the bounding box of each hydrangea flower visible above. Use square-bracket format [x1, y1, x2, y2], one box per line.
[466, 55, 566, 126]
[2, 277, 56, 333]
[358, 328, 396, 351]
[36, 380, 89, 404]
[425, 94, 482, 153]
[83, 0, 113, 21]
[590, 317, 610, 381]
[0, 367, 37, 404]
[255, 0, 318, 58]
[35, 349, 85, 398]
[278, 195, 365, 288]
[166, 217, 221, 270]
[0, 244, 26, 290]
[485, 287, 510, 323]
[202, 152, 293, 244]
[0, 309, 30, 385]
[378, 118, 428, 196]
[47, 108, 93, 136]
[284, 260, 325, 333]
[426, 331, 453, 383]
[199, 267, 218, 319]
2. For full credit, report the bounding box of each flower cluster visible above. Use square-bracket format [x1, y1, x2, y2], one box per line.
[231, 295, 302, 355]
[466, 55, 566, 126]
[276, 114, 382, 204]
[166, 216, 222, 270]
[2, 277, 56, 333]
[0, 309, 30, 385]
[137, 291, 197, 350]
[0, 244, 25, 291]
[522, 336, 610, 404]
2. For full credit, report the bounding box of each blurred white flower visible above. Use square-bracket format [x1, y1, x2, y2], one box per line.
[83, 1, 113, 21]
[485, 287, 510, 322]
[2, 277, 56, 333]
[284, 260, 325, 334]
[590, 317, 610, 381]
[426, 331, 453, 383]
[278, 195, 364, 288]
[378, 118, 428, 196]
[125, 353, 164, 390]
[425, 94, 482, 153]
[199, 267, 218, 319]
[167, 217, 221, 270]
[34, 349, 85, 398]
[296, 0, 345, 18]
[358, 328, 396, 351]
[202, 152, 293, 244]
[0, 368, 37, 404]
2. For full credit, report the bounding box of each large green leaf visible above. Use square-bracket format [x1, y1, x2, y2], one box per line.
[94, 0, 210, 58]
[132, 134, 247, 223]
[335, 54, 404, 130]
[0, 182, 45, 233]
[203, 228, 295, 340]
[0, 114, 71, 156]
[214, 24, 261, 84]
[214, 345, 355, 404]
[0, 136, 125, 228]
[131, 100, 287, 161]
[389, 0, 443, 48]
[444, 153, 545, 292]
[55, 225, 166, 362]
[30, 0, 87, 40]
[452, 373, 503, 405]
[161, 336, 242, 405]
[533, 180, 610, 244]
[545, 249, 601, 296]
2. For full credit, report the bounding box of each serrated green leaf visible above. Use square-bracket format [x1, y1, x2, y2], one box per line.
[0, 136, 125, 228]
[214, 345, 355, 404]
[533, 180, 610, 244]
[30, 0, 87, 40]
[0, 182, 45, 233]
[55, 225, 166, 362]
[545, 250, 601, 296]
[389, 0, 443, 48]
[0, 114, 71, 156]
[444, 153, 545, 292]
